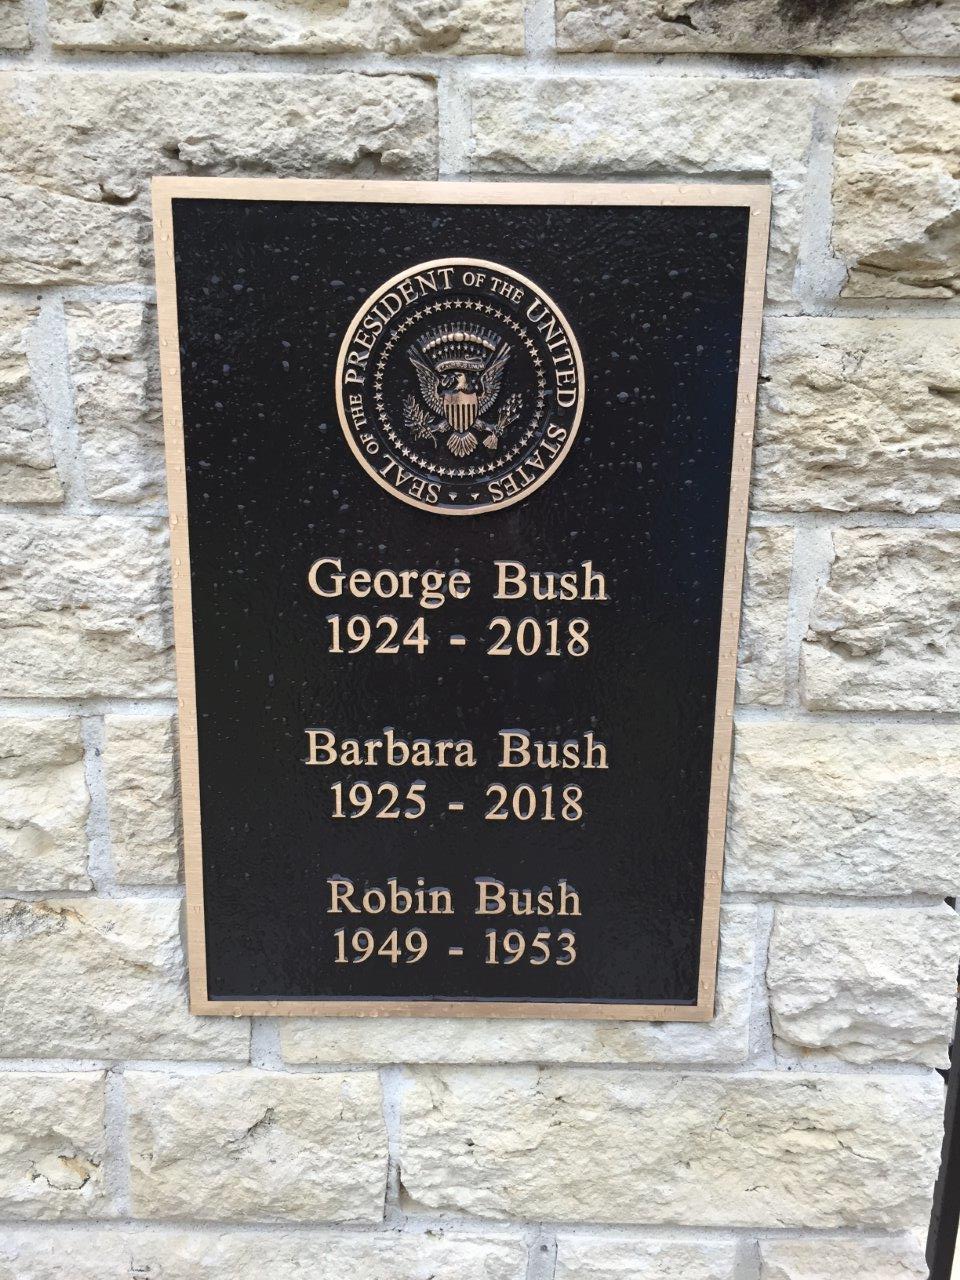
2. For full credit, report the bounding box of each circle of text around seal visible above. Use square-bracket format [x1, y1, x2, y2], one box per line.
[335, 258, 585, 516]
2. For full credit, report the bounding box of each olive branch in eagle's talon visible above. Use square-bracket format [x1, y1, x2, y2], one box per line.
[403, 394, 444, 447]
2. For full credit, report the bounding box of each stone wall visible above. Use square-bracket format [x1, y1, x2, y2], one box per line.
[0, 3, 958, 1278]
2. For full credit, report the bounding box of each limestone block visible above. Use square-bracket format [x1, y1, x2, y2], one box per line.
[556, 0, 960, 55]
[398, 1068, 943, 1227]
[0, 72, 437, 285]
[768, 905, 960, 1066]
[0, 514, 172, 697]
[555, 1237, 737, 1279]
[833, 79, 960, 298]
[755, 318, 960, 514]
[281, 907, 753, 1066]
[0, 176, 140, 286]
[50, 0, 524, 53]
[0, 1229, 527, 1279]
[0, 0, 29, 48]
[801, 529, 960, 711]
[466, 77, 816, 299]
[727, 721, 960, 897]
[127, 1070, 387, 1221]
[0, 719, 89, 891]
[759, 1236, 927, 1279]
[737, 526, 793, 706]
[104, 716, 180, 884]
[64, 301, 163, 505]
[0, 1073, 106, 1219]
[0, 300, 60, 503]
[0, 898, 248, 1059]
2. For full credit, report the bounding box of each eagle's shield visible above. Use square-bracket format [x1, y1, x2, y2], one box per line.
[443, 390, 478, 431]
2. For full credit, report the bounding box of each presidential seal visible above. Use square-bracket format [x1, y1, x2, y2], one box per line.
[335, 258, 584, 515]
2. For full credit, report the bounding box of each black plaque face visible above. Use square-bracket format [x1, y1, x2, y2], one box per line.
[154, 179, 768, 1020]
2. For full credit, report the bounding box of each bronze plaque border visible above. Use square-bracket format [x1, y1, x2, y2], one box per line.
[152, 177, 771, 1021]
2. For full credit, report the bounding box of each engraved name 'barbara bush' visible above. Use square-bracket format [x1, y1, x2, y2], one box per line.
[335, 259, 584, 515]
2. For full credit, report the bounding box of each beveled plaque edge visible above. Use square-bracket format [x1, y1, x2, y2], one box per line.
[152, 176, 772, 1022]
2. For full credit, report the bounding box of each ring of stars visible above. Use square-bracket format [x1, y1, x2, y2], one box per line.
[368, 300, 549, 482]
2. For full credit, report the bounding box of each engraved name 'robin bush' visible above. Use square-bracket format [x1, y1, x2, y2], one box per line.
[336, 259, 584, 515]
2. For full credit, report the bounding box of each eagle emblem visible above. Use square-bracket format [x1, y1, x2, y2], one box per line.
[403, 324, 523, 458]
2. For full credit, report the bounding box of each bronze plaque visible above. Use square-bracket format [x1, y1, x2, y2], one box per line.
[153, 179, 769, 1020]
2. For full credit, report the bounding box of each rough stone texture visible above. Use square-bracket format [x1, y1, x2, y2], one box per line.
[754, 318, 960, 514]
[0, 300, 60, 503]
[467, 78, 816, 300]
[50, 0, 524, 53]
[0, 719, 89, 891]
[0, 72, 437, 286]
[127, 1070, 387, 1222]
[0, 898, 249, 1059]
[0, 1073, 106, 1219]
[1, 1230, 525, 1279]
[726, 721, 960, 897]
[399, 1068, 943, 1227]
[0, 1230, 527, 1280]
[737, 526, 793, 705]
[555, 1238, 737, 1279]
[768, 906, 960, 1067]
[282, 907, 753, 1066]
[759, 1237, 927, 1279]
[833, 79, 960, 298]
[801, 529, 960, 711]
[556, 0, 960, 55]
[104, 715, 180, 884]
[0, 514, 172, 698]
[0, 0, 29, 48]
[65, 301, 163, 505]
